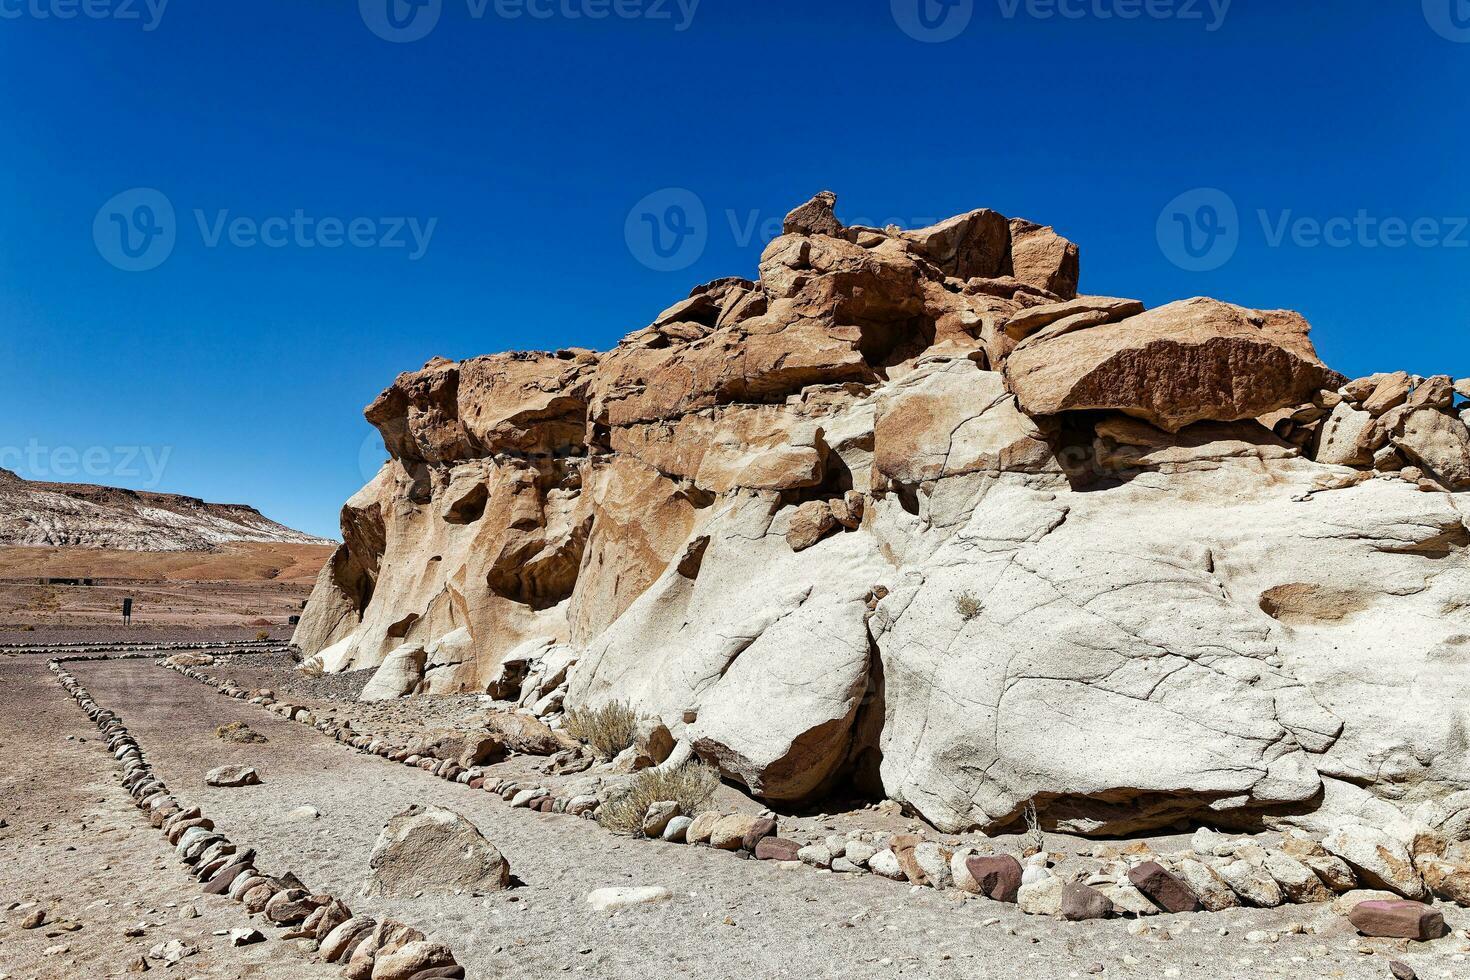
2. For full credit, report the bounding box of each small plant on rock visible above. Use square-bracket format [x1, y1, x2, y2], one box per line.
[596, 760, 722, 836]
[564, 700, 639, 759]
[956, 590, 983, 622]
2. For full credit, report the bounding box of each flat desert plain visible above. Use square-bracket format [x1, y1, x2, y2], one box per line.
[0, 542, 333, 642]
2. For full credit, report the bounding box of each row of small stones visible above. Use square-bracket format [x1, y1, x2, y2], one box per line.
[161, 660, 607, 813]
[2, 640, 286, 654]
[158, 660, 1420, 932]
[49, 654, 466, 980]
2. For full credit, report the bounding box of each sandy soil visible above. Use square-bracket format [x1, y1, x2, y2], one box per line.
[5, 647, 1466, 980]
[0, 542, 331, 635]
[0, 543, 334, 584]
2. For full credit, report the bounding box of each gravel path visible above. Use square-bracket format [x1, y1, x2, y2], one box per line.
[0, 650, 334, 979]
[40, 655, 1470, 980]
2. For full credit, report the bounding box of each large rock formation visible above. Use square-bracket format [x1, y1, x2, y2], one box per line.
[295, 193, 1470, 838]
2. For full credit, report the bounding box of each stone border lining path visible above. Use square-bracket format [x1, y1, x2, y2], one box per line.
[154, 651, 1469, 944]
[45, 650, 468, 980]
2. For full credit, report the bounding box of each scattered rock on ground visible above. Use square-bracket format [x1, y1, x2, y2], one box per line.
[1347, 900, 1444, 941]
[361, 805, 510, 897]
[585, 887, 673, 912]
[205, 765, 261, 788]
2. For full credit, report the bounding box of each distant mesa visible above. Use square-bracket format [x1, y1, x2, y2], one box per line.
[0, 467, 331, 552]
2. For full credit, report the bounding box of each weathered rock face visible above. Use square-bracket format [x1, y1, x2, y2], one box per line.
[296, 192, 1470, 837]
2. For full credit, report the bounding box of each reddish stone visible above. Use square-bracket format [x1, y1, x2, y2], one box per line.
[202, 862, 252, 896]
[405, 967, 466, 980]
[965, 855, 1022, 903]
[1127, 861, 1203, 913]
[1348, 900, 1445, 941]
[741, 817, 778, 851]
[468, 778, 484, 790]
[1061, 881, 1114, 921]
[754, 837, 802, 862]
[536, 798, 555, 812]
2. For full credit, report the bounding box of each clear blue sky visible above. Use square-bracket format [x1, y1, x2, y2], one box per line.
[1, 1, 1466, 539]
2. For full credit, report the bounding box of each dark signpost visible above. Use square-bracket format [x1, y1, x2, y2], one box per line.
[122, 597, 133, 626]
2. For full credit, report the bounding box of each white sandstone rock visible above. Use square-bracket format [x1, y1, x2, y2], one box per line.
[1018, 874, 1064, 916]
[1322, 824, 1427, 900]
[585, 887, 672, 912]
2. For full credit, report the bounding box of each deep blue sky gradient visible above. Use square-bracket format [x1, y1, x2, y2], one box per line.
[1, 0, 1466, 537]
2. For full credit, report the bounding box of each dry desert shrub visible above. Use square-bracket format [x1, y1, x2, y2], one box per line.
[564, 700, 639, 759]
[216, 721, 267, 744]
[956, 590, 983, 621]
[1022, 800, 1045, 857]
[596, 761, 722, 836]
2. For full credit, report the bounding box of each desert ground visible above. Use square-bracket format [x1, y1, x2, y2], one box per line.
[5, 640, 1470, 980]
[0, 542, 332, 643]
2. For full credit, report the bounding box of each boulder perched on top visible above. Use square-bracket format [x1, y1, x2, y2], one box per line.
[361, 805, 510, 897]
[1005, 297, 1345, 431]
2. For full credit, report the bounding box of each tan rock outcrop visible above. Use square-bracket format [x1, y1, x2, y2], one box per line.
[295, 192, 1470, 838]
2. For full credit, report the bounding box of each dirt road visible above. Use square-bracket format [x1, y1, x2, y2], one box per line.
[0, 648, 335, 979]
[5, 649, 1469, 980]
